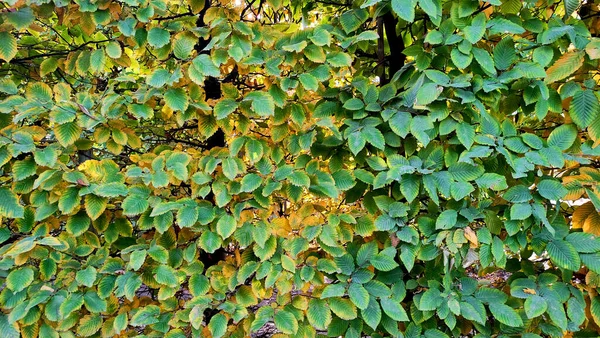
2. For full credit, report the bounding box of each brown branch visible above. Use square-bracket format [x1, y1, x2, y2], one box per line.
[9, 39, 111, 63]
[382, 12, 405, 84]
[154, 12, 195, 21]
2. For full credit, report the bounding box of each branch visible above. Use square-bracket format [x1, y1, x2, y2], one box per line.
[154, 12, 195, 21]
[382, 12, 405, 84]
[10, 39, 111, 63]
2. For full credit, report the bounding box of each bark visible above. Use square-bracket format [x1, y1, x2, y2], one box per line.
[382, 12, 406, 83]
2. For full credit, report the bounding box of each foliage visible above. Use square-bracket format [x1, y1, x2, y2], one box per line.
[1, 0, 600, 337]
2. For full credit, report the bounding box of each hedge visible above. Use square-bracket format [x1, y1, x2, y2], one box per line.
[1, 0, 600, 337]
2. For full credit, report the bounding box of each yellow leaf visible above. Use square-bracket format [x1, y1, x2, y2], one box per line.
[584, 210, 600, 236]
[464, 227, 479, 248]
[544, 51, 584, 84]
[572, 202, 596, 230]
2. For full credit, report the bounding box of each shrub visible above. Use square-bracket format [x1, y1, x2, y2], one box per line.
[1, 0, 600, 337]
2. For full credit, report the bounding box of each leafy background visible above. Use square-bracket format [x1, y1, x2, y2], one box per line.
[1, 0, 600, 337]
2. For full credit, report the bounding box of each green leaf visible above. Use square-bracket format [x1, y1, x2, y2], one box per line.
[380, 297, 409, 321]
[122, 195, 149, 216]
[537, 179, 567, 200]
[164, 88, 189, 112]
[547, 124, 578, 150]
[298, 73, 319, 91]
[245, 91, 275, 116]
[307, 298, 332, 330]
[60, 293, 84, 318]
[282, 41, 307, 52]
[85, 194, 108, 220]
[361, 298, 382, 330]
[391, 0, 416, 22]
[304, 44, 326, 63]
[274, 310, 298, 334]
[128, 104, 154, 119]
[89, 49, 106, 74]
[340, 9, 368, 33]
[545, 51, 584, 84]
[451, 49, 473, 69]
[566, 232, 600, 253]
[475, 173, 508, 191]
[83, 292, 107, 313]
[241, 173, 262, 192]
[27, 81, 53, 103]
[525, 294, 548, 319]
[5, 7, 35, 30]
[77, 314, 102, 337]
[415, 83, 442, 106]
[0, 32, 17, 62]
[245, 139, 263, 163]
[191, 54, 220, 78]
[177, 205, 198, 227]
[344, 98, 365, 110]
[370, 252, 399, 271]
[472, 47, 496, 75]
[189, 274, 210, 296]
[510, 203, 532, 220]
[130, 305, 160, 326]
[348, 131, 366, 155]
[456, 123, 475, 149]
[128, 249, 147, 271]
[76, 266, 97, 287]
[6, 267, 34, 292]
[34, 146, 59, 167]
[66, 211, 91, 236]
[311, 27, 331, 46]
[0, 187, 25, 218]
[113, 313, 128, 333]
[465, 13, 486, 43]
[570, 89, 600, 129]
[105, 41, 122, 58]
[460, 301, 485, 324]
[0, 78, 17, 94]
[364, 127, 385, 150]
[328, 297, 358, 320]
[449, 162, 484, 181]
[547, 240, 580, 271]
[95, 182, 128, 197]
[40, 57, 59, 77]
[494, 37, 517, 70]
[172, 32, 196, 59]
[504, 185, 532, 202]
[217, 214, 237, 239]
[146, 68, 171, 88]
[327, 52, 352, 67]
[288, 171, 310, 187]
[12, 157, 36, 181]
[215, 98, 238, 119]
[154, 265, 178, 287]
[436, 210, 457, 229]
[199, 231, 222, 253]
[321, 284, 346, 298]
[208, 313, 228, 338]
[591, 296, 600, 326]
[419, 288, 442, 311]
[489, 303, 523, 327]
[147, 27, 171, 48]
[564, 0, 579, 17]
[55, 122, 81, 147]
[349, 283, 370, 310]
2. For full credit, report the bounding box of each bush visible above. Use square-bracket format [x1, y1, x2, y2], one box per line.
[1, 0, 600, 337]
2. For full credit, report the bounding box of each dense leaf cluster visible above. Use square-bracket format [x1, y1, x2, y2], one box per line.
[1, 0, 600, 337]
